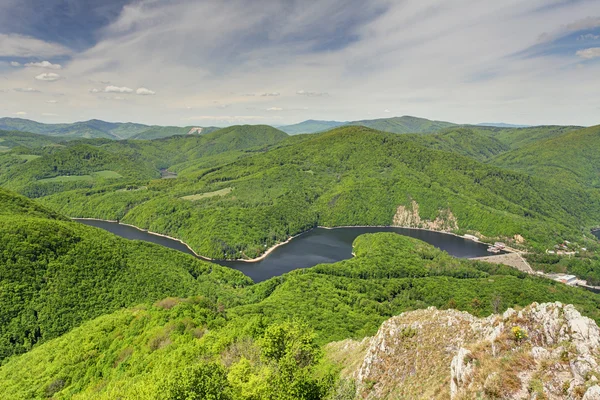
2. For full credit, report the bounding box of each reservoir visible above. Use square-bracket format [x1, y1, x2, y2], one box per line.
[593, 229, 600, 240]
[76, 220, 498, 282]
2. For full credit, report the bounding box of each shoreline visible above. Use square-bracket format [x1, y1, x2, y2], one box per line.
[73, 218, 212, 261]
[72, 218, 505, 263]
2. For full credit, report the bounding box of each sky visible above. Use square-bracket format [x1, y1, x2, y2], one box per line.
[1, 0, 599, 127]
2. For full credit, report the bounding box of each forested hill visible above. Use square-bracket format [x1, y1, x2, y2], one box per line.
[0, 117, 216, 140]
[0, 130, 66, 151]
[489, 124, 600, 188]
[279, 115, 457, 135]
[0, 187, 250, 362]
[347, 115, 456, 133]
[0, 144, 160, 198]
[40, 126, 600, 260]
[0, 124, 290, 198]
[2, 230, 600, 399]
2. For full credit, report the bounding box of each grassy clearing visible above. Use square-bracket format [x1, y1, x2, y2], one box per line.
[93, 170, 123, 179]
[0, 146, 9, 152]
[38, 170, 122, 183]
[181, 187, 233, 201]
[17, 154, 42, 162]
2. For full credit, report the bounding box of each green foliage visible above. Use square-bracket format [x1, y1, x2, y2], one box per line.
[407, 127, 509, 161]
[490, 124, 600, 188]
[347, 115, 456, 134]
[527, 252, 600, 285]
[0, 129, 65, 149]
[0, 143, 159, 197]
[1, 229, 600, 399]
[0, 188, 250, 362]
[0, 117, 219, 140]
[39, 126, 600, 259]
[162, 363, 231, 400]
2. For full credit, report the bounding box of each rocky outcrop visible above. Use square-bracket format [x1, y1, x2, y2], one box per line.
[392, 200, 458, 232]
[328, 302, 600, 399]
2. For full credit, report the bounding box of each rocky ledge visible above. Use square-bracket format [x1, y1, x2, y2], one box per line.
[327, 302, 600, 399]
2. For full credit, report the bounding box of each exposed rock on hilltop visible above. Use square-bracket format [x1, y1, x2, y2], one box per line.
[327, 302, 600, 399]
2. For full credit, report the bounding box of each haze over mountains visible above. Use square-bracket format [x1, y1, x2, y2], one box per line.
[0, 115, 565, 140]
[0, 117, 220, 140]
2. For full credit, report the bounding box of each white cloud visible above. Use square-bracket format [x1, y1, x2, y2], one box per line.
[46, 99, 58, 103]
[266, 107, 284, 111]
[0, 33, 72, 57]
[104, 85, 134, 93]
[13, 87, 40, 93]
[25, 60, 62, 69]
[578, 34, 600, 41]
[35, 72, 61, 81]
[260, 92, 280, 97]
[136, 87, 156, 95]
[384, 109, 390, 113]
[3, 0, 600, 126]
[9, 61, 20, 67]
[576, 47, 600, 59]
[89, 88, 100, 93]
[296, 90, 328, 97]
[14, 111, 27, 115]
[42, 112, 58, 116]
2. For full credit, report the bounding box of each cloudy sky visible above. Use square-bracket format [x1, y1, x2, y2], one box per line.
[1, 0, 599, 127]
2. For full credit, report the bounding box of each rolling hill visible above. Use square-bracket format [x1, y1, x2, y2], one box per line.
[0, 117, 217, 140]
[0, 125, 290, 198]
[347, 115, 456, 133]
[39, 126, 600, 260]
[0, 187, 250, 362]
[1, 230, 600, 399]
[279, 115, 457, 135]
[490, 124, 600, 188]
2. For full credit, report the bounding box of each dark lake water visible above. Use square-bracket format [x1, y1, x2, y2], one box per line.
[76, 219, 496, 282]
[594, 230, 600, 240]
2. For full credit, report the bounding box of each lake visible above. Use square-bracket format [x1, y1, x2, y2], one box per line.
[76, 219, 497, 282]
[593, 229, 600, 240]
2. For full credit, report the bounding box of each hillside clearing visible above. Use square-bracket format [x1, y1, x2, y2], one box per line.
[181, 187, 233, 201]
[38, 170, 123, 183]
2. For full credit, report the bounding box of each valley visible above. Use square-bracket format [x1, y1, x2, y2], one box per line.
[0, 115, 599, 399]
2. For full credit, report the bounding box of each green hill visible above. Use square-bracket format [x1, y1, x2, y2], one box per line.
[348, 115, 456, 134]
[0, 118, 217, 140]
[490, 124, 600, 188]
[39, 126, 600, 259]
[0, 187, 250, 363]
[0, 144, 160, 197]
[406, 127, 510, 161]
[129, 125, 220, 140]
[0, 125, 289, 199]
[95, 124, 290, 170]
[0, 130, 67, 152]
[1, 232, 600, 399]
[279, 116, 457, 135]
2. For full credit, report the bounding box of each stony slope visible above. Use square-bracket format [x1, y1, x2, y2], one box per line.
[328, 302, 600, 399]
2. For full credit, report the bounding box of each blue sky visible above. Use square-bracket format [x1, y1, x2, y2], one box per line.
[1, 0, 599, 126]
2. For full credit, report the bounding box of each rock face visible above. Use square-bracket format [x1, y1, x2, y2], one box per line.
[329, 302, 600, 399]
[392, 200, 458, 232]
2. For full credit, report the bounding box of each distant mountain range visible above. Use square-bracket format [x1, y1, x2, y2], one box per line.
[0, 118, 219, 140]
[278, 115, 457, 135]
[0, 115, 540, 140]
[477, 122, 532, 128]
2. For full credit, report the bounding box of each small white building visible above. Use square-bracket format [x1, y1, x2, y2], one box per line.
[553, 274, 578, 286]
